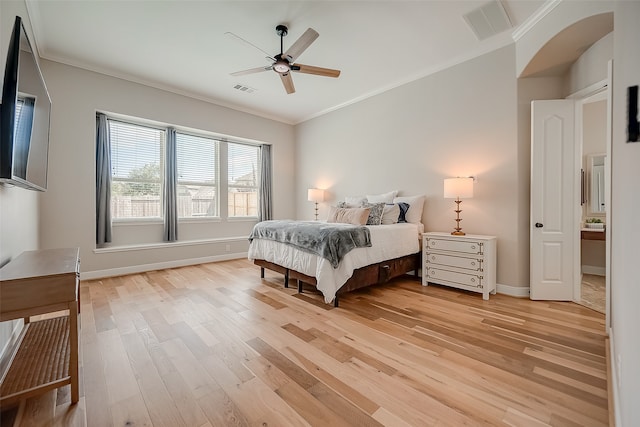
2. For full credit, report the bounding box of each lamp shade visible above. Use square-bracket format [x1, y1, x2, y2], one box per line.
[307, 188, 324, 202]
[444, 177, 473, 199]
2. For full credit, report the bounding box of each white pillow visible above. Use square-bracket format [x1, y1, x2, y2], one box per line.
[393, 195, 425, 224]
[381, 204, 400, 225]
[366, 190, 398, 204]
[343, 196, 367, 207]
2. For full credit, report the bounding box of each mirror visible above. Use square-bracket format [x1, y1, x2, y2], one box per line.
[588, 154, 606, 214]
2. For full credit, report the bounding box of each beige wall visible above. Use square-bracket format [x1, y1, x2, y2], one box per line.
[583, 100, 608, 156]
[566, 32, 613, 95]
[38, 60, 296, 275]
[295, 45, 525, 288]
[515, 1, 613, 78]
[580, 100, 607, 273]
[612, 1, 640, 424]
[0, 0, 37, 363]
[582, 100, 608, 220]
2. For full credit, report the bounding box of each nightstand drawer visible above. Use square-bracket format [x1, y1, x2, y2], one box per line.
[425, 238, 482, 255]
[425, 252, 482, 272]
[426, 267, 482, 289]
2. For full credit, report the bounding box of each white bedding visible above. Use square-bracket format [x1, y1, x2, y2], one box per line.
[248, 223, 421, 303]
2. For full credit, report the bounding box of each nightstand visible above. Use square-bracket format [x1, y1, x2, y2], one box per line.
[422, 232, 497, 300]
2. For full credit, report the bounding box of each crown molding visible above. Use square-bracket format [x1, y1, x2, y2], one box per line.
[512, 0, 562, 42]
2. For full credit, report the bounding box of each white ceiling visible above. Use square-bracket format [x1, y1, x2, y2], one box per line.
[26, 0, 546, 124]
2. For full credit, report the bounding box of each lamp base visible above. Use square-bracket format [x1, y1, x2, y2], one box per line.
[451, 199, 466, 235]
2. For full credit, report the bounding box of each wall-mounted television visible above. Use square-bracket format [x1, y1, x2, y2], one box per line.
[0, 16, 51, 191]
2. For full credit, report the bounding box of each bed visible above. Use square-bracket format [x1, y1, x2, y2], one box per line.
[248, 221, 422, 306]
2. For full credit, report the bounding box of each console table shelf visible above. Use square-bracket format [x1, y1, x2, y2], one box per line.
[0, 248, 80, 408]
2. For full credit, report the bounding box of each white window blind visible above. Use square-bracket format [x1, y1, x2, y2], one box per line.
[176, 133, 218, 218]
[227, 142, 259, 217]
[109, 120, 165, 219]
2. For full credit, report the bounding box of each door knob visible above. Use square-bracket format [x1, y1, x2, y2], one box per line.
[535, 223, 543, 228]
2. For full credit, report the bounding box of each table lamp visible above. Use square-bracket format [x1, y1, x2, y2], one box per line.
[307, 188, 324, 220]
[443, 177, 473, 235]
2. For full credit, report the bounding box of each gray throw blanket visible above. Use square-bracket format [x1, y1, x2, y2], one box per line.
[249, 220, 372, 268]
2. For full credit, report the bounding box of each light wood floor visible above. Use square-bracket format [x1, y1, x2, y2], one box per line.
[579, 274, 606, 314]
[1, 259, 608, 426]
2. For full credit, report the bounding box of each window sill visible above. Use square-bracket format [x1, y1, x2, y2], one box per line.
[94, 236, 248, 253]
[227, 217, 259, 222]
[113, 218, 163, 226]
[178, 217, 222, 224]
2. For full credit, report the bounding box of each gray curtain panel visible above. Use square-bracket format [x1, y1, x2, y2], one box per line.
[258, 144, 273, 221]
[96, 113, 112, 245]
[164, 127, 178, 241]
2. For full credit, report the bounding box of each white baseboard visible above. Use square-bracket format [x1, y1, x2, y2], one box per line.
[609, 328, 622, 427]
[496, 283, 530, 298]
[582, 265, 606, 276]
[81, 252, 248, 280]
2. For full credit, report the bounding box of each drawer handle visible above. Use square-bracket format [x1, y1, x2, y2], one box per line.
[470, 261, 476, 266]
[431, 256, 436, 261]
[471, 278, 475, 282]
[431, 241, 436, 246]
[471, 245, 476, 250]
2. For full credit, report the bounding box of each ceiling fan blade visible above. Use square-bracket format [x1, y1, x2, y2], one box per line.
[291, 64, 341, 78]
[283, 28, 319, 62]
[230, 66, 272, 76]
[280, 72, 295, 94]
[224, 31, 275, 63]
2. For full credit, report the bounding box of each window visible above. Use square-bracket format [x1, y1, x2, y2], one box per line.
[104, 114, 263, 223]
[109, 120, 165, 219]
[228, 142, 259, 217]
[176, 133, 218, 218]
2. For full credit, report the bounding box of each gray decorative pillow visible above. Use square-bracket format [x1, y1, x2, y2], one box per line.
[360, 202, 385, 225]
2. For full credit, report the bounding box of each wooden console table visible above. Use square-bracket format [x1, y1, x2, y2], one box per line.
[0, 248, 80, 407]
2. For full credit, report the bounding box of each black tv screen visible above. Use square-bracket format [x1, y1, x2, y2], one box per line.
[0, 16, 51, 191]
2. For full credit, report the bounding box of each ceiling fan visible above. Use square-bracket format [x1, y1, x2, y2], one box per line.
[226, 25, 341, 95]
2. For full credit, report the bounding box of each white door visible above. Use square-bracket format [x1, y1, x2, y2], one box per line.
[530, 100, 575, 300]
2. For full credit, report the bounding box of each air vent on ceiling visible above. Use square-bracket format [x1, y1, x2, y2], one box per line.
[233, 84, 256, 93]
[463, 0, 512, 41]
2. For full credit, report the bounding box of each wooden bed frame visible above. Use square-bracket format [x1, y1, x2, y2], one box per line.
[254, 252, 421, 307]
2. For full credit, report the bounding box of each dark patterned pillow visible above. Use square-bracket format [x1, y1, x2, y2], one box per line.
[360, 202, 385, 225]
[397, 202, 410, 223]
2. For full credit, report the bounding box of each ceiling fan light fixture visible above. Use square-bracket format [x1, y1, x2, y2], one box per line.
[227, 24, 340, 95]
[273, 60, 290, 74]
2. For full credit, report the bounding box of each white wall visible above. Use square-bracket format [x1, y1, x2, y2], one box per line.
[611, 1, 640, 425]
[0, 0, 38, 364]
[38, 60, 296, 275]
[295, 45, 525, 288]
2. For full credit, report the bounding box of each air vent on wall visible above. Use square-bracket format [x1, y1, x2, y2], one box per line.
[463, 0, 512, 41]
[233, 84, 256, 93]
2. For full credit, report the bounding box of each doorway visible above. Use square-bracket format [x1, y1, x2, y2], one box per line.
[530, 78, 612, 329]
[577, 91, 608, 314]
